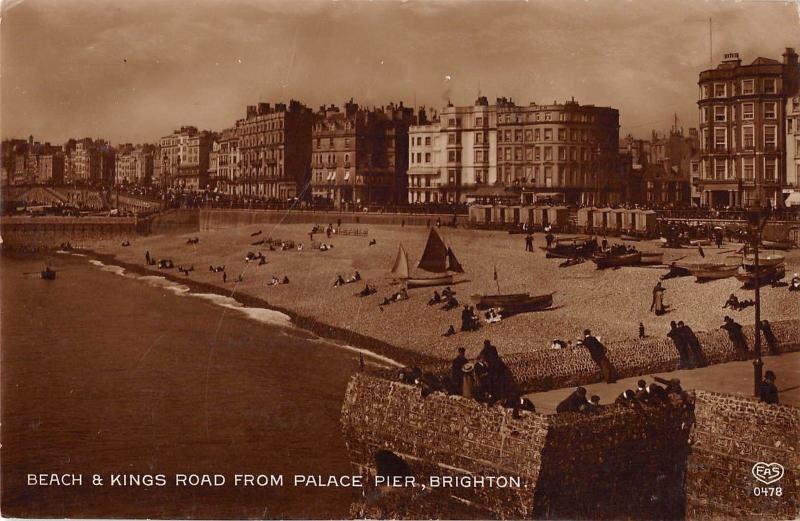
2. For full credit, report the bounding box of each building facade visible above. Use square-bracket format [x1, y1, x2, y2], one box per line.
[310, 100, 412, 208]
[235, 100, 314, 200]
[215, 128, 239, 195]
[158, 127, 214, 191]
[697, 48, 799, 207]
[115, 144, 154, 185]
[407, 112, 446, 203]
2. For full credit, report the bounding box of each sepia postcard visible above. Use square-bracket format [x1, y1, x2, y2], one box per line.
[1, 0, 798, 518]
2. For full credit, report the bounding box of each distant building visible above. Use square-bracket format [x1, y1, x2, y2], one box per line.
[216, 128, 239, 195]
[697, 48, 800, 207]
[68, 138, 115, 185]
[158, 126, 214, 191]
[311, 100, 412, 208]
[408, 109, 447, 203]
[236, 100, 314, 200]
[115, 144, 154, 185]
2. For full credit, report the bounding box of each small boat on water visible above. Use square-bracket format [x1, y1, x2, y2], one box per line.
[736, 264, 786, 287]
[471, 292, 554, 312]
[639, 252, 664, 265]
[742, 253, 785, 270]
[391, 228, 464, 288]
[41, 267, 57, 280]
[690, 264, 738, 281]
[761, 240, 795, 250]
[592, 251, 641, 269]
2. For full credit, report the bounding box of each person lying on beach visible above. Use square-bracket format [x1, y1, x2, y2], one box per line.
[251, 239, 266, 246]
[368, 239, 377, 246]
[485, 308, 502, 324]
[550, 339, 568, 350]
[236, 274, 244, 283]
[297, 243, 303, 252]
[790, 273, 800, 292]
[269, 276, 279, 286]
[346, 271, 361, 284]
[258, 257, 266, 266]
[442, 295, 459, 311]
[320, 243, 330, 251]
[186, 237, 199, 245]
[358, 284, 377, 297]
[250, 230, 262, 237]
[442, 286, 455, 298]
[121, 239, 130, 247]
[334, 275, 346, 287]
[427, 291, 442, 305]
[282, 276, 289, 284]
[443, 325, 456, 337]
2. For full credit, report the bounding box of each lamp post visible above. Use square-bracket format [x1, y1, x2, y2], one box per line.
[746, 204, 770, 397]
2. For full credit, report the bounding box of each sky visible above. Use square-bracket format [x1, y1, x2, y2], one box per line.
[1, 0, 799, 145]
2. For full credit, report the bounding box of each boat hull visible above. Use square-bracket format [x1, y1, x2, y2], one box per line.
[743, 254, 785, 269]
[471, 292, 552, 311]
[761, 241, 795, 250]
[592, 252, 641, 269]
[405, 274, 454, 288]
[640, 252, 664, 265]
[691, 265, 738, 281]
[736, 265, 786, 287]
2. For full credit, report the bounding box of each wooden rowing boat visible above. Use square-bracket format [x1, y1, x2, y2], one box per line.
[406, 274, 454, 288]
[471, 292, 553, 311]
[639, 252, 664, 265]
[690, 264, 738, 281]
[736, 264, 786, 287]
[592, 251, 641, 269]
[743, 253, 785, 269]
[761, 240, 795, 250]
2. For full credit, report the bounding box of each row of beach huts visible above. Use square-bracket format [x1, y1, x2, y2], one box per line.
[468, 204, 659, 236]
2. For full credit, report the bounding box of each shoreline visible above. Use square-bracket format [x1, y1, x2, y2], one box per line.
[81, 248, 440, 368]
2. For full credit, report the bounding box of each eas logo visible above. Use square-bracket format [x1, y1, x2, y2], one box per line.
[752, 462, 784, 485]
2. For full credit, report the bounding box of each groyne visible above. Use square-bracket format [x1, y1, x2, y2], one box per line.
[341, 373, 799, 519]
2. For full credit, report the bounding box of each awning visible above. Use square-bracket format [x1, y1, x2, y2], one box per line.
[785, 191, 800, 207]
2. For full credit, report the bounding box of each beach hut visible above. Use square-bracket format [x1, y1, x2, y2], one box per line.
[620, 209, 636, 233]
[606, 209, 623, 231]
[593, 207, 610, 230]
[547, 206, 570, 230]
[534, 206, 549, 229]
[635, 210, 657, 235]
[577, 207, 595, 232]
[469, 204, 492, 224]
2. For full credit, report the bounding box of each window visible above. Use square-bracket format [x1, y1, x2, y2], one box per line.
[571, 129, 578, 141]
[570, 147, 578, 161]
[545, 112, 552, 121]
[534, 147, 541, 161]
[558, 147, 566, 161]
[476, 132, 483, 144]
[765, 157, 776, 179]
[448, 118, 456, 127]
[504, 148, 511, 161]
[544, 147, 553, 161]
[702, 84, 711, 99]
[742, 103, 754, 120]
[515, 130, 522, 142]
[525, 147, 533, 160]
[545, 166, 553, 186]
[764, 125, 777, 149]
[475, 117, 483, 127]
[741, 79, 754, 95]
[448, 151, 457, 162]
[534, 129, 541, 141]
[504, 130, 512, 142]
[764, 79, 776, 94]
[714, 127, 727, 149]
[514, 148, 523, 161]
[714, 106, 726, 122]
[448, 134, 456, 145]
[764, 102, 777, 119]
[525, 130, 532, 141]
[558, 129, 567, 141]
[416, 153, 421, 163]
[714, 83, 726, 97]
[425, 136, 431, 145]
[743, 157, 754, 179]
[715, 159, 727, 179]
[544, 129, 553, 141]
[742, 126, 754, 149]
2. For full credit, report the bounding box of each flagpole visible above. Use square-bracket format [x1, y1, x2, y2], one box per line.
[494, 265, 501, 294]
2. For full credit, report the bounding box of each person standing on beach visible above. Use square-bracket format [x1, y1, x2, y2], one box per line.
[145, 250, 151, 264]
[451, 347, 468, 394]
[222, 271, 227, 283]
[650, 281, 666, 315]
[581, 330, 616, 383]
[524, 234, 534, 252]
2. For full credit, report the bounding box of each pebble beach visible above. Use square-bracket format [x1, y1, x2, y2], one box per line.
[83, 222, 800, 364]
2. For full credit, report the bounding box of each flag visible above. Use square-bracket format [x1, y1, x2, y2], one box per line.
[493, 265, 498, 281]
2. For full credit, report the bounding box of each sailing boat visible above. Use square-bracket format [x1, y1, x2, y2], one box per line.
[391, 228, 464, 288]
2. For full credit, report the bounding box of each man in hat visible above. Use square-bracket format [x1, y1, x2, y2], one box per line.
[556, 387, 587, 413]
[451, 347, 468, 394]
[581, 329, 616, 383]
[759, 371, 779, 404]
[721, 316, 748, 360]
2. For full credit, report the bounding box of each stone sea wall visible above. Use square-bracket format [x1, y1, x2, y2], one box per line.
[341, 374, 799, 520]
[200, 208, 462, 230]
[685, 390, 799, 520]
[420, 318, 800, 394]
[0, 216, 138, 250]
